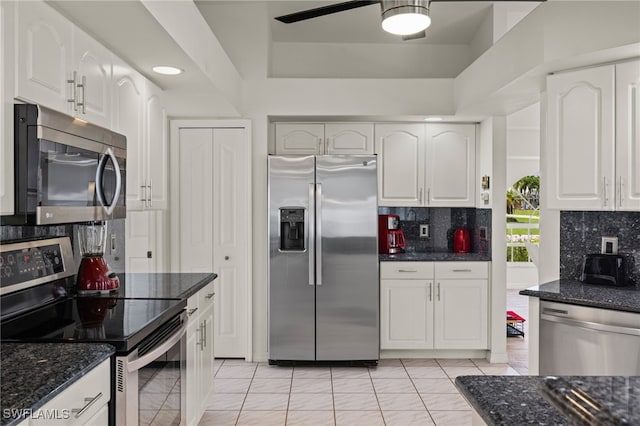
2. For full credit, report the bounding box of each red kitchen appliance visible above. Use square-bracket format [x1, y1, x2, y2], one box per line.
[453, 227, 471, 253]
[76, 222, 120, 294]
[379, 214, 406, 254]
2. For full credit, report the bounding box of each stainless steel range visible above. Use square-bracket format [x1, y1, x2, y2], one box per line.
[0, 237, 187, 425]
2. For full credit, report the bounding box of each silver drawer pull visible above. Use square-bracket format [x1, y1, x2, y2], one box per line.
[206, 293, 215, 299]
[187, 307, 198, 317]
[72, 392, 103, 418]
[452, 269, 472, 272]
[397, 269, 418, 273]
[543, 308, 569, 315]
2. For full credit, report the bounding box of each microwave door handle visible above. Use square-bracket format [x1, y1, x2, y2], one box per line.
[95, 148, 122, 215]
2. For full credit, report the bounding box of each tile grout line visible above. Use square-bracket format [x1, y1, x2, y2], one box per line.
[401, 359, 438, 425]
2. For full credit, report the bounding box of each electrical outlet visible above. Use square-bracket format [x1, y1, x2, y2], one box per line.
[420, 224, 430, 238]
[601, 236, 618, 254]
[479, 226, 488, 240]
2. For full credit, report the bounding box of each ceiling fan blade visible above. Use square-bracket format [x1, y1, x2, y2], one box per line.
[402, 30, 426, 41]
[275, 1, 380, 24]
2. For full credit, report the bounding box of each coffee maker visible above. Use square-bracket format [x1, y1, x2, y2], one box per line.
[379, 214, 406, 254]
[76, 222, 120, 294]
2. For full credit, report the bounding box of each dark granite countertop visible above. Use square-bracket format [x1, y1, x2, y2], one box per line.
[455, 375, 640, 425]
[106, 272, 218, 300]
[0, 343, 114, 426]
[380, 252, 491, 261]
[519, 279, 640, 313]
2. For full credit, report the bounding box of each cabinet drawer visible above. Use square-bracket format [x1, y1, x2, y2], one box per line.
[434, 262, 488, 279]
[32, 359, 110, 425]
[198, 281, 215, 308]
[380, 262, 433, 279]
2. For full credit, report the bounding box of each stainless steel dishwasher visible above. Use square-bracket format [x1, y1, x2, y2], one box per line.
[540, 300, 640, 375]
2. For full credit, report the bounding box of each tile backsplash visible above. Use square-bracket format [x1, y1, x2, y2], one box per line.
[560, 211, 640, 286]
[378, 207, 491, 256]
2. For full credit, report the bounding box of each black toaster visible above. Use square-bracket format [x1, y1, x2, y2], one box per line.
[580, 254, 628, 286]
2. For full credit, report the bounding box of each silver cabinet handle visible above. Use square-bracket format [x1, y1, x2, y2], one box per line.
[427, 188, 431, 205]
[419, 188, 423, 204]
[619, 176, 623, 207]
[187, 307, 198, 317]
[148, 179, 152, 207]
[141, 181, 147, 205]
[542, 308, 569, 315]
[206, 293, 214, 299]
[429, 282, 432, 301]
[318, 137, 324, 154]
[437, 282, 441, 301]
[203, 319, 207, 348]
[603, 176, 608, 207]
[67, 71, 77, 110]
[197, 322, 203, 349]
[72, 392, 103, 418]
[76, 75, 86, 114]
[398, 269, 418, 273]
[452, 269, 473, 272]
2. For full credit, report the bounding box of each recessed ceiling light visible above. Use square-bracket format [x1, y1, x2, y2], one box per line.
[424, 117, 443, 122]
[152, 66, 183, 76]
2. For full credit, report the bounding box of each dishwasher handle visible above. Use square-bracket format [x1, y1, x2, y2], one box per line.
[541, 314, 640, 337]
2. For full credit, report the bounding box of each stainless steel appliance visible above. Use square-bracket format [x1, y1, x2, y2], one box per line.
[0, 237, 187, 425]
[540, 300, 640, 375]
[3, 103, 126, 226]
[268, 155, 379, 364]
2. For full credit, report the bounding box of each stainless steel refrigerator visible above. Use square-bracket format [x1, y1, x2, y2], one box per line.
[268, 155, 379, 364]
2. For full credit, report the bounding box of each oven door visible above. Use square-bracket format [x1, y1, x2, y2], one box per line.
[115, 312, 187, 426]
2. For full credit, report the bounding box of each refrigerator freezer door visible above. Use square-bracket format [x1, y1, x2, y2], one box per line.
[268, 156, 316, 361]
[315, 156, 379, 361]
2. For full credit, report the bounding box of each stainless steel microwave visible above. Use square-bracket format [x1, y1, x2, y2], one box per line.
[3, 104, 126, 225]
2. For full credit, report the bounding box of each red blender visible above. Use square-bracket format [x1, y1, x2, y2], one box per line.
[76, 222, 119, 294]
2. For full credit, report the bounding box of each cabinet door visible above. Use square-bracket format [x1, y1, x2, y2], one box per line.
[380, 279, 433, 349]
[73, 27, 111, 127]
[616, 60, 640, 211]
[15, 1, 72, 112]
[185, 295, 200, 426]
[212, 128, 249, 358]
[125, 210, 164, 273]
[375, 124, 425, 206]
[434, 279, 488, 349]
[1, 2, 14, 215]
[546, 65, 615, 210]
[145, 81, 168, 210]
[275, 123, 324, 155]
[325, 123, 374, 154]
[112, 62, 145, 210]
[198, 285, 215, 413]
[425, 124, 476, 207]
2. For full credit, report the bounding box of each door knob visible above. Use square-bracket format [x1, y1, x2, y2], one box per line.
[225, 256, 230, 260]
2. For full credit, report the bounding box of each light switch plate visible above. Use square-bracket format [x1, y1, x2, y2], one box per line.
[601, 236, 618, 254]
[420, 224, 430, 238]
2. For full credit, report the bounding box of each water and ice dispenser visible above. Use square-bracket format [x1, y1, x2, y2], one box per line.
[280, 208, 305, 251]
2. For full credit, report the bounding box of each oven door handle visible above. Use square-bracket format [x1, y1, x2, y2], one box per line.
[95, 147, 122, 216]
[127, 320, 188, 372]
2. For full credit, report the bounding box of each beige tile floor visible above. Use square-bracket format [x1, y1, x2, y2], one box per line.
[200, 292, 530, 425]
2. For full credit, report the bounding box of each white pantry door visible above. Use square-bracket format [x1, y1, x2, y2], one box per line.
[175, 125, 250, 359]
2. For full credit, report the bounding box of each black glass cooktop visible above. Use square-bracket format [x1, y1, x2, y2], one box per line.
[0, 296, 186, 352]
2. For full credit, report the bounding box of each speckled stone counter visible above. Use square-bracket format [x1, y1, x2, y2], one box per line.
[111, 272, 218, 300]
[380, 252, 491, 261]
[519, 279, 640, 313]
[0, 343, 114, 426]
[455, 375, 640, 425]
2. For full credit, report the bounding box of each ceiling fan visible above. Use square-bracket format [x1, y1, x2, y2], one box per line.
[275, 0, 545, 41]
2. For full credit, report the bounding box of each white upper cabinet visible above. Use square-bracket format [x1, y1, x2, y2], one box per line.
[275, 123, 324, 155]
[16, 1, 73, 112]
[15, 1, 112, 127]
[546, 65, 616, 210]
[375, 123, 425, 206]
[425, 123, 476, 207]
[376, 123, 476, 207]
[144, 81, 168, 210]
[325, 123, 374, 154]
[615, 60, 640, 211]
[73, 27, 112, 127]
[546, 61, 640, 211]
[274, 122, 374, 155]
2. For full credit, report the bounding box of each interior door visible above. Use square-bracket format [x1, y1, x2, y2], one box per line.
[315, 156, 379, 361]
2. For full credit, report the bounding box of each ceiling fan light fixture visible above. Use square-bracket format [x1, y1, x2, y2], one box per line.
[381, 1, 431, 36]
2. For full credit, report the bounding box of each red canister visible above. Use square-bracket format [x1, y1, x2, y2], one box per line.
[453, 228, 471, 253]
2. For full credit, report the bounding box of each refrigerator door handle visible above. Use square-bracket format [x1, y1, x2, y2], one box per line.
[308, 183, 315, 285]
[316, 183, 323, 286]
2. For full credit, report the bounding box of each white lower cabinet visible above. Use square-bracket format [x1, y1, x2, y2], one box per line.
[185, 281, 215, 426]
[381, 261, 489, 350]
[30, 359, 110, 425]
